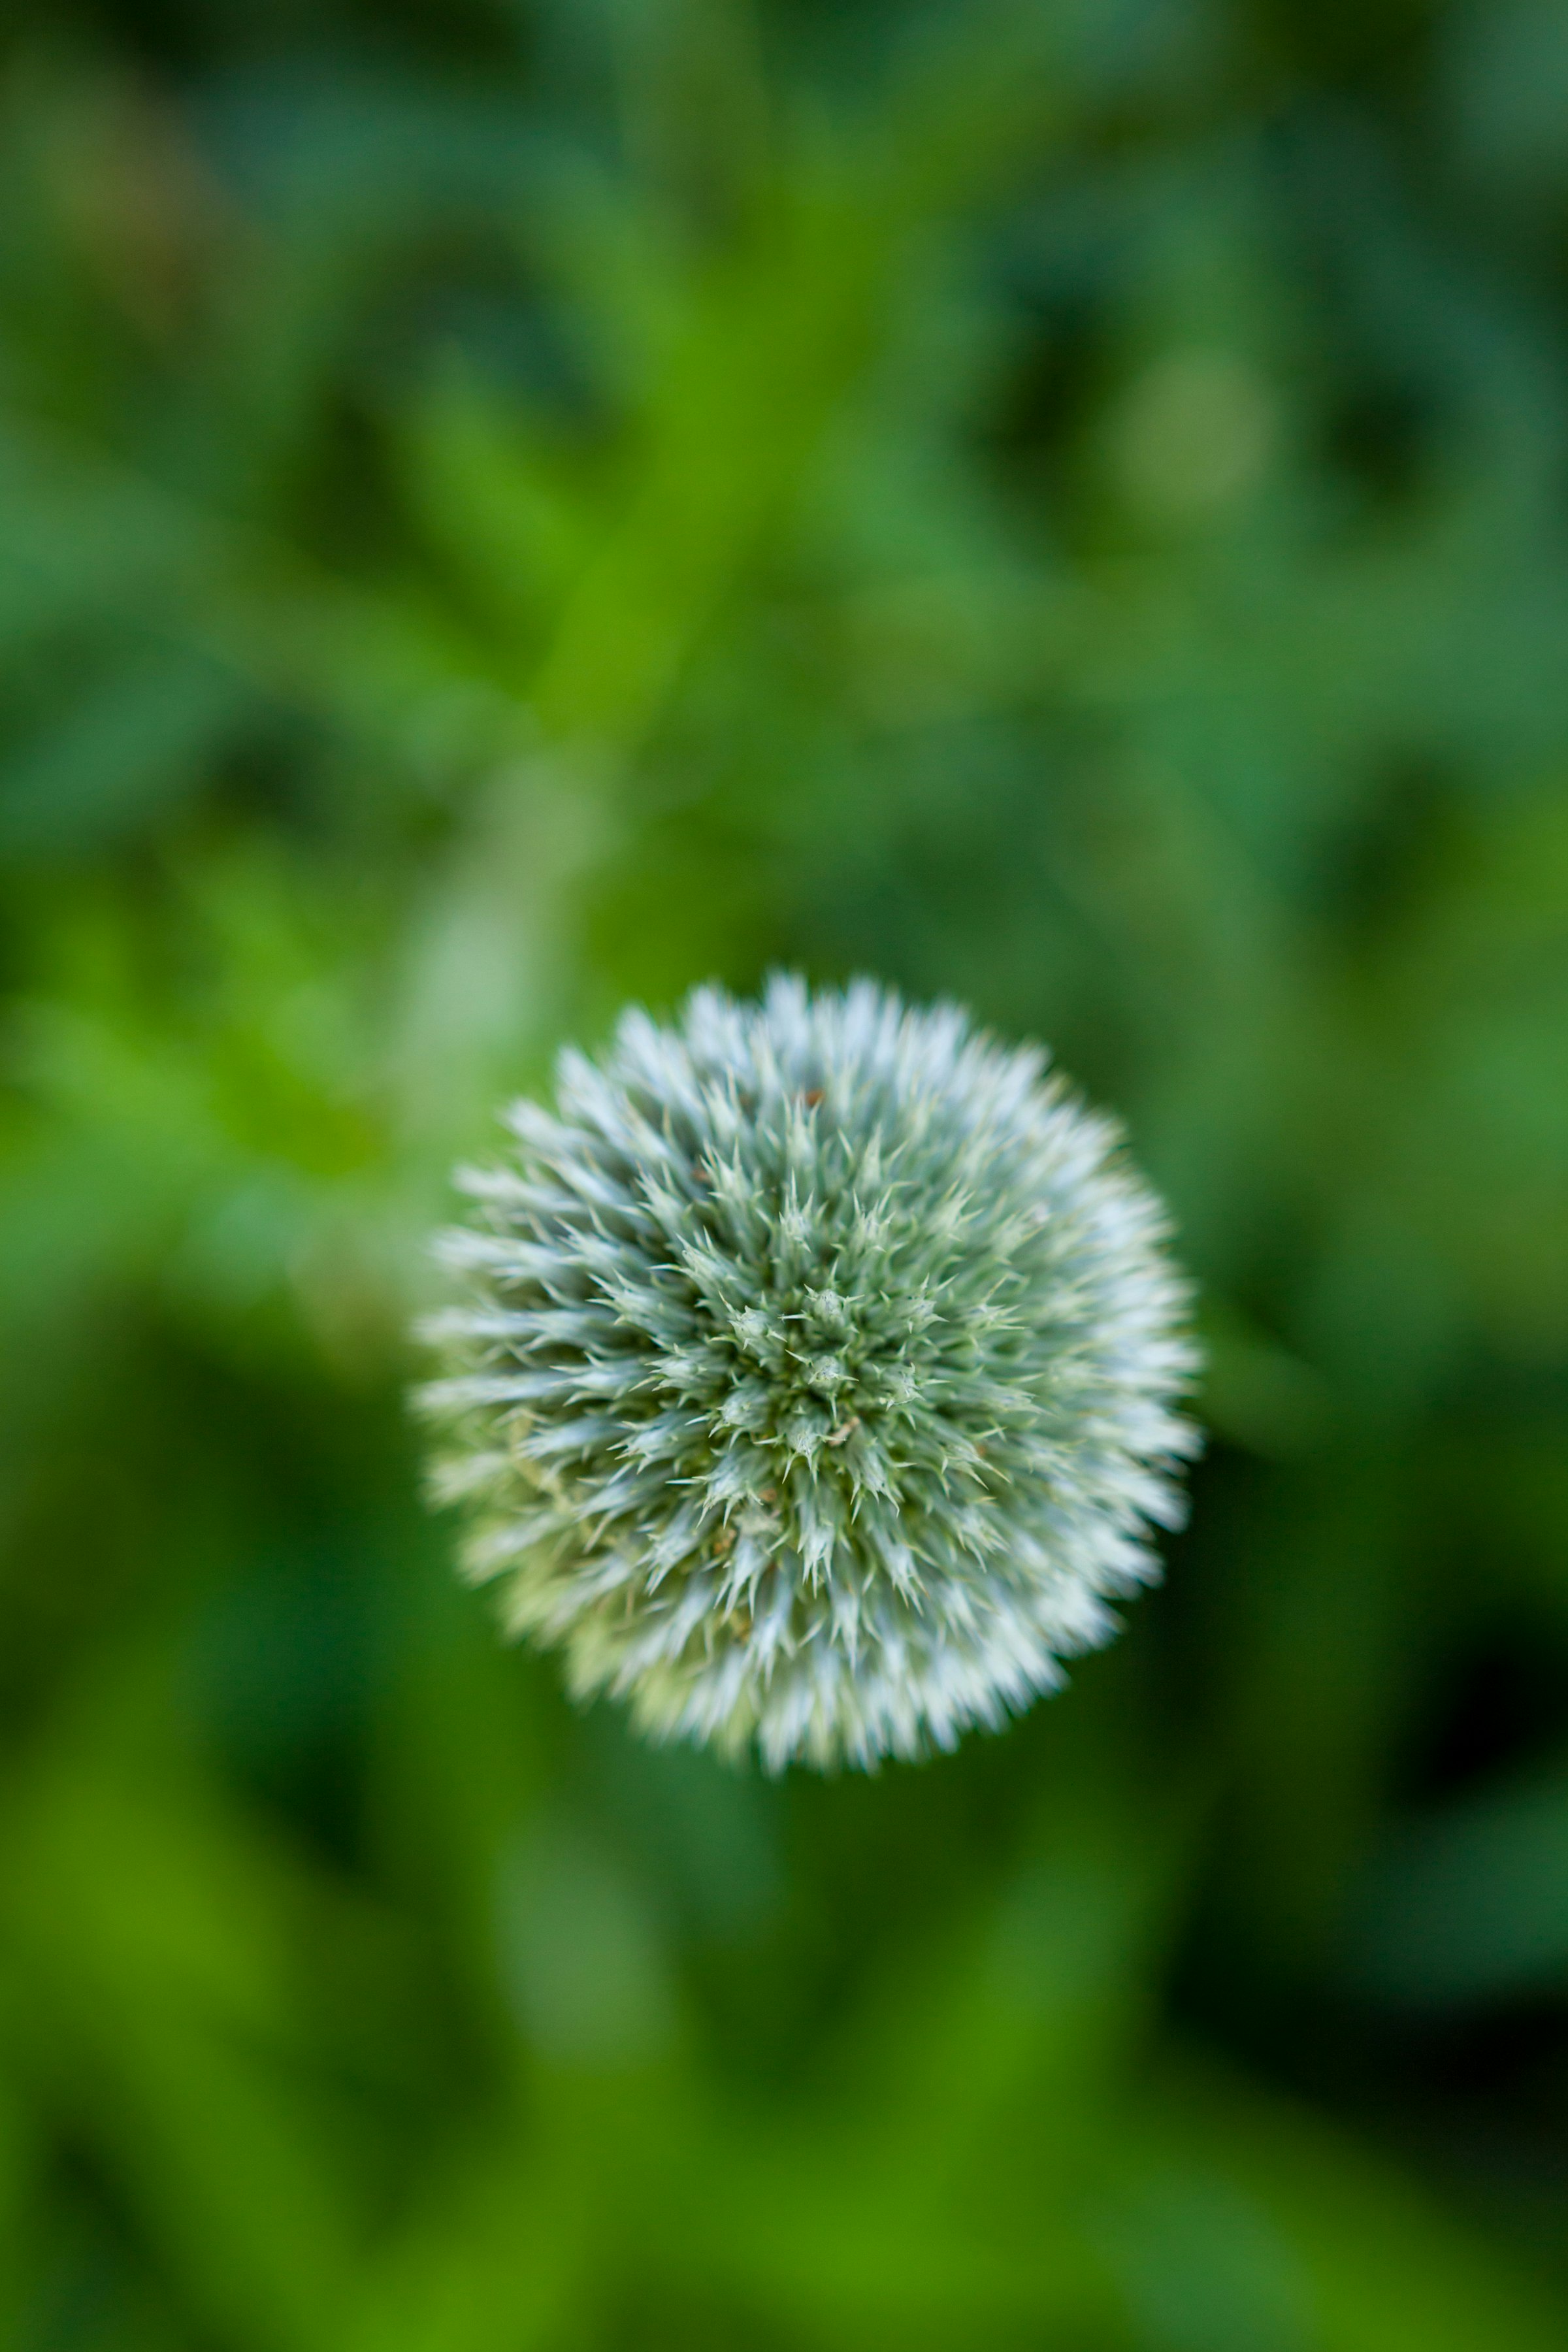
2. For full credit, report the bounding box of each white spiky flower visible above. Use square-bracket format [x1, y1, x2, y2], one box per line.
[416, 977, 1198, 1770]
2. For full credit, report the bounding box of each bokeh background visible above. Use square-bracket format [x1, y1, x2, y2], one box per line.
[3, 0, 1568, 2344]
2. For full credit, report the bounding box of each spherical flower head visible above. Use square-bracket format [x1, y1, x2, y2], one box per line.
[417, 977, 1199, 1771]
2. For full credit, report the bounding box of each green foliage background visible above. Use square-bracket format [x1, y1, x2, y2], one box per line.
[3, 0, 1567, 2342]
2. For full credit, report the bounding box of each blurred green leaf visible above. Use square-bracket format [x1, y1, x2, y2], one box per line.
[1347, 1763, 1568, 2007]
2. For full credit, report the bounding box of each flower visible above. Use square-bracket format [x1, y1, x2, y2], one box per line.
[416, 977, 1199, 1770]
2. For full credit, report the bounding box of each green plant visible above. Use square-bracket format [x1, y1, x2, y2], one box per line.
[420, 977, 1196, 1766]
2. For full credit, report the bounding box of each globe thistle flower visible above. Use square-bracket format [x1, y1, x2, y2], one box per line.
[416, 977, 1198, 1771]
